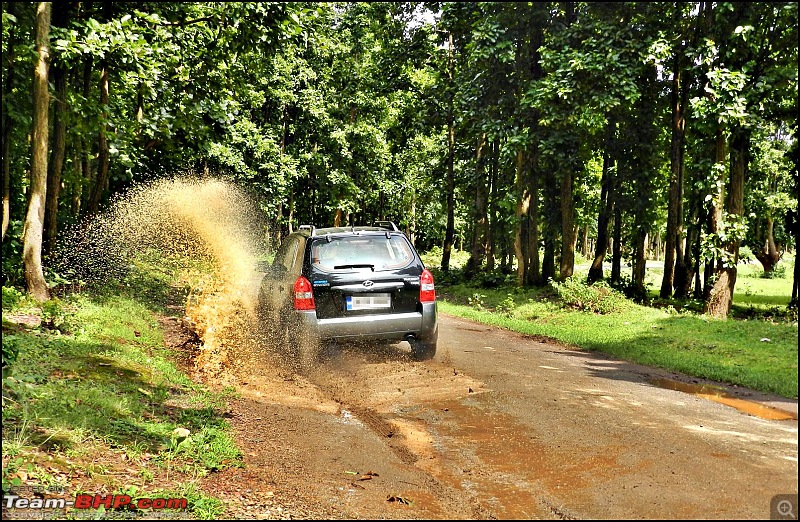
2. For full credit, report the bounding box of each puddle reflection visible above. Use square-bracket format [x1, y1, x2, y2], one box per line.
[649, 378, 797, 421]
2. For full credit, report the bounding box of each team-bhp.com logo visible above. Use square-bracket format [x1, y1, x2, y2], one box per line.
[4, 492, 187, 511]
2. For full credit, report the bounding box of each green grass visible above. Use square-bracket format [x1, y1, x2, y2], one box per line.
[431, 250, 798, 399]
[2, 266, 238, 519]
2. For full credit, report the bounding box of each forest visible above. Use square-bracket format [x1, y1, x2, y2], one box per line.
[2, 2, 798, 319]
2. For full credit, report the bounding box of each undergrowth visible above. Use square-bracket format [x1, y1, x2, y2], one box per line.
[2, 264, 239, 519]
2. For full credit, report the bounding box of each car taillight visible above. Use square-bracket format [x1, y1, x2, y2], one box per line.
[420, 269, 435, 303]
[293, 276, 315, 310]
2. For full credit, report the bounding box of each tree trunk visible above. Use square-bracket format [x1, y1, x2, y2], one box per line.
[791, 130, 799, 308]
[74, 56, 93, 217]
[633, 228, 647, 295]
[528, 152, 541, 286]
[287, 189, 294, 234]
[86, 59, 110, 216]
[44, 63, 67, 256]
[588, 128, 615, 284]
[466, 134, 488, 275]
[486, 140, 499, 271]
[559, 167, 575, 279]
[705, 127, 748, 318]
[1, 13, 17, 241]
[703, 128, 729, 315]
[754, 216, 781, 274]
[22, 2, 52, 301]
[674, 205, 698, 299]
[514, 149, 530, 286]
[660, 76, 682, 297]
[580, 223, 589, 258]
[542, 236, 555, 283]
[611, 207, 622, 284]
[441, 32, 456, 272]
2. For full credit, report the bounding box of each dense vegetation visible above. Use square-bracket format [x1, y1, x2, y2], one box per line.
[2, 264, 238, 518]
[2, 2, 798, 320]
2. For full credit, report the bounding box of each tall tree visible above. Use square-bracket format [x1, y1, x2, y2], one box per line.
[702, 2, 797, 317]
[660, 1, 698, 298]
[21, 2, 51, 301]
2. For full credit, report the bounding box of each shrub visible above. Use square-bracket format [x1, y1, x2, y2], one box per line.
[760, 263, 787, 279]
[40, 297, 74, 333]
[2, 286, 25, 311]
[550, 276, 628, 314]
[495, 294, 516, 316]
[468, 293, 487, 310]
[2, 334, 21, 372]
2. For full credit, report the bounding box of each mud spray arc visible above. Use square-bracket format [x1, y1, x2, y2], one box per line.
[55, 177, 273, 379]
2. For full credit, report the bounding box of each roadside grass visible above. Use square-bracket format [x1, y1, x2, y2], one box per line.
[430, 250, 798, 399]
[642, 256, 795, 318]
[2, 263, 240, 519]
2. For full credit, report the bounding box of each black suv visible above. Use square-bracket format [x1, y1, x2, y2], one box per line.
[258, 221, 438, 364]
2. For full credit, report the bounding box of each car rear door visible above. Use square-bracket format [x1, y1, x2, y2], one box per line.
[263, 235, 302, 319]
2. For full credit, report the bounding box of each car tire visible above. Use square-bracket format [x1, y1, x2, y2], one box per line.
[410, 338, 437, 361]
[281, 317, 318, 372]
[256, 287, 277, 342]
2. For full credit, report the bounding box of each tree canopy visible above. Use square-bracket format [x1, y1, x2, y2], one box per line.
[2, 1, 797, 318]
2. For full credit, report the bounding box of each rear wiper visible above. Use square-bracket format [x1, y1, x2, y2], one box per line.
[333, 264, 375, 271]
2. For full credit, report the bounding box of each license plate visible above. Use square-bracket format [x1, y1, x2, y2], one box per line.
[346, 293, 391, 310]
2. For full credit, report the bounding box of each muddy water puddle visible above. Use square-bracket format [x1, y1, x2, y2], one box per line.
[649, 377, 797, 421]
[398, 396, 626, 519]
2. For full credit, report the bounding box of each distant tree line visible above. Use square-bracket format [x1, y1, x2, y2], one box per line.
[2, 2, 797, 318]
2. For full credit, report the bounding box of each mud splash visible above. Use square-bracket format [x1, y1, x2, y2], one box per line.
[54, 176, 274, 379]
[649, 378, 798, 421]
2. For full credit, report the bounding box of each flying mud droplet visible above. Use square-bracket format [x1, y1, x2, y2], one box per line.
[52, 176, 288, 379]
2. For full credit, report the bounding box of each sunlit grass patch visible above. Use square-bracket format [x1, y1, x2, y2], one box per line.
[2, 285, 239, 518]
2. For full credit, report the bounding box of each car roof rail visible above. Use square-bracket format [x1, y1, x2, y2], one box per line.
[299, 224, 316, 236]
[372, 220, 399, 232]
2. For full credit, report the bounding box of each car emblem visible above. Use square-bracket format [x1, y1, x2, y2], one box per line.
[363, 280, 374, 288]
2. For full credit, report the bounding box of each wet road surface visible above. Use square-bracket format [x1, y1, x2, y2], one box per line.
[210, 313, 798, 519]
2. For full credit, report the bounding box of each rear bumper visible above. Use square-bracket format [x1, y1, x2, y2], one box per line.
[295, 303, 437, 342]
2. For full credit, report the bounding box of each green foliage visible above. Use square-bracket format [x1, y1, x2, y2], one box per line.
[468, 293, 487, 310]
[550, 276, 629, 314]
[39, 297, 72, 333]
[1, 456, 25, 494]
[2, 286, 25, 311]
[2, 335, 21, 373]
[1, 283, 238, 510]
[495, 293, 516, 316]
[1, 1, 796, 322]
[760, 263, 787, 280]
[1, 221, 24, 287]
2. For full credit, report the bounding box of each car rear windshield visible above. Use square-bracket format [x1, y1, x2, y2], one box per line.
[311, 235, 414, 272]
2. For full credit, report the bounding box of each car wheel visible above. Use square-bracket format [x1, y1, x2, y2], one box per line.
[409, 338, 437, 361]
[280, 318, 318, 372]
[256, 288, 276, 340]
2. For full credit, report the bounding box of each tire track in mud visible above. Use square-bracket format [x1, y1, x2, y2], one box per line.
[300, 345, 547, 519]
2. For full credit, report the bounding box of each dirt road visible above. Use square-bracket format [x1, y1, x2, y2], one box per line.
[201, 313, 798, 519]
